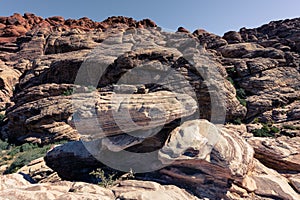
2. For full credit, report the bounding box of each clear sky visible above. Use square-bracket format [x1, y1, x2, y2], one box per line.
[0, 0, 300, 36]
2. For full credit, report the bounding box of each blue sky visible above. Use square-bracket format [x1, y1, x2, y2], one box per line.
[0, 0, 300, 35]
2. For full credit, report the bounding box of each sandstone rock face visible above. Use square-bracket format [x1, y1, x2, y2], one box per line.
[1, 13, 300, 200]
[219, 18, 300, 131]
[0, 63, 21, 109]
[248, 136, 300, 172]
[3, 87, 196, 144]
[1, 23, 245, 144]
[45, 119, 300, 199]
[244, 159, 300, 200]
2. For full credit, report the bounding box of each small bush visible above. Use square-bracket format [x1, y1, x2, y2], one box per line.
[237, 96, 247, 107]
[4, 141, 68, 174]
[87, 85, 96, 92]
[62, 88, 74, 96]
[90, 168, 116, 188]
[0, 113, 5, 122]
[0, 140, 9, 151]
[252, 118, 260, 124]
[226, 67, 236, 74]
[20, 143, 38, 152]
[226, 77, 247, 107]
[5, 145, 50, 173]
[232, 118, 242, 125]
[236, 88, 246, 99]
[252, 124, 279, 137]
[227, 77, 235, 85]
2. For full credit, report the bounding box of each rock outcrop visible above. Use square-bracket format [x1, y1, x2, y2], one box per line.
[0, 13, 300, 200]
[0, 173, 200, 200]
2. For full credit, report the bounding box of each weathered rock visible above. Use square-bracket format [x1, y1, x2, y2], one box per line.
[0, 173, 31, 191]
[73, 90, 198, 139]
[3, 87, 197, 144]
[288, 174, 300, 193]
[223, 31, 243, 44]
[0, 63, 21, 109]
[177, 27, 190, 34]
[158, 120, 254, 199]
[0, 173, 115, 200]
[2, 27, 246, 145]
[17, 157, 60, 183]
[219, 42, 284, 59]
[247, 136, 300, 172]
[112, 180, 201, 200]
[1, 13, 300, 200]
[193, 29, 228, 49]
[242, 159, 300, 200]
[0, 174, 200, 200]
[45, 120, 255, 199]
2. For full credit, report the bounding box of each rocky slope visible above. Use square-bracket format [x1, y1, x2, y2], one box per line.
[0, 13, 299, 199]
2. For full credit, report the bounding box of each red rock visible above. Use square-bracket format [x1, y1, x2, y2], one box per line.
[47, 16, 65, 23]
[6, 13, 25, 26]
[177, 27, 190, 33]
[0, 37, 16, 44]
[137, 19, 157, 28]
[223, 31, 243, 43]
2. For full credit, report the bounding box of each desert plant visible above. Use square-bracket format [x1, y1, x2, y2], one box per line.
[252, 124, 279, 137]
[87, 85, 97, 92]
[252, 117, 260, 124]
[226, 77, 235, 85]
[5, 145, 50, 173]
[4, 140, 68, 174]
[62, 88, 74, 96]
[232, 118, 242, 125]
[0, 139, 9, 151]
[90, 168, 117, 188]
[0, 113, 5, 123]
[226, 77, 247, 107]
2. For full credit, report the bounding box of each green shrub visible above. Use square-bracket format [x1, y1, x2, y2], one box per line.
[252, 118, 260, 124]
[0, 140, 9, 151]
[0, 113, 5, 122]
[237, 96, 247, 107]
[226, 77, 247, 107]
[4, 140, 68, 174]
[62, 88, 74, 96]
[20, 143, 38, 152]
[252, 124, 279, 137]
[90, 168, 116, 188]
[226, 77, 235, 85]
[226, 67, 236, 74]
[270, 126, 280, 133]
[232, 118, 242, 125]
[87, 85, 96, 92]
[7, 146, 22, 157]
[5, 145, 50, 173]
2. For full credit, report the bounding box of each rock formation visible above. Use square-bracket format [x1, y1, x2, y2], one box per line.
[0, 13, 300, 199]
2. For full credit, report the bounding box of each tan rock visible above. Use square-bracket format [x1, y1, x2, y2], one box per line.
[245, 159, 300, 200]
[0, 174, 199, 200]
[247, 136, 300, 172]
[112, 180, 200, 200]
[0, 63, 21, 109]
[289, 174, 300, 193]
